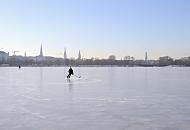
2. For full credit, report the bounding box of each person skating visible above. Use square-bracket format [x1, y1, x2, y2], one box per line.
[67, 66, 74, 78]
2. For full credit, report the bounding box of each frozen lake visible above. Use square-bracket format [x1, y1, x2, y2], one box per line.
[0, 67, 190, 130]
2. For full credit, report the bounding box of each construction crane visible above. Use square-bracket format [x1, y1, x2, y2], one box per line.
[12, 51, 19, 56]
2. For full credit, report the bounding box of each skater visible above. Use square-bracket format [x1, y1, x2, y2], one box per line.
[67, 66, 74, 78]
[19, 65, 21, 70]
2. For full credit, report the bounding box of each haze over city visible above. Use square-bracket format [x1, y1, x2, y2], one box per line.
[0, 0, 190, 59]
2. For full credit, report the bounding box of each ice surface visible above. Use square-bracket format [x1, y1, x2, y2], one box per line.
[0, 67, 190, 130]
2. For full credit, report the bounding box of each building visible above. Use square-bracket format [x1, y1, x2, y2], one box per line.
[108, 55, 116, 60]
[145, 52, 148, 61]
[40, 44, 43, 57]
[36, 44, 45, 62]
[159, 56, 174, 66]
[0, 51, 9, 63]
[64, 48, 67, 59]
[180, 57, 190, 62]
[78, 50, 81, 60]
[159, 56, 173, 62]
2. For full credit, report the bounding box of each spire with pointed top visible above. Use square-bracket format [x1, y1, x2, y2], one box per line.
[145, 51, 148, 61]
[64, 48, 67, 59]
[78, 50, 81, 60]
[40, 44, 43, 57]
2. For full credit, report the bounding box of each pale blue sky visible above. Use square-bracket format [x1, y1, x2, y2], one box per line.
[0, 0, 190, 59]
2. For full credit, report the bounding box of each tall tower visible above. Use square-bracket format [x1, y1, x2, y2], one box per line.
[78, 50, 81, 60]
[24, 51, 26, 57]
[145, 51, 148, 61]
[40, 44, 43, 57]
[64, 48, 67, 59]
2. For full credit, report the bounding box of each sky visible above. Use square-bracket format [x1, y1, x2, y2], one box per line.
[0, 0, 190, 59]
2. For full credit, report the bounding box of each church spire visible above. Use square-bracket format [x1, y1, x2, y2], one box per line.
[145, 51, 148, 61]
[64, 48, 67, 59]
[40, 44, 43, 57]
[78, 50, 81, 60]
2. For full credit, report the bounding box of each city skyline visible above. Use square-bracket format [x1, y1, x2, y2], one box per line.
[1, 44, 190, 60]
[0, 0, 190, 59]
[1, 43, 190, 67]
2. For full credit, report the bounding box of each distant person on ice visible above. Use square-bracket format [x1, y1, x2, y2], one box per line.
[67, 66, 74, 78]
[19, 65, 21, 70]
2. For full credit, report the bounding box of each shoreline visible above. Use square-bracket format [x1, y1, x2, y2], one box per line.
[0, 65, 189, 67]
